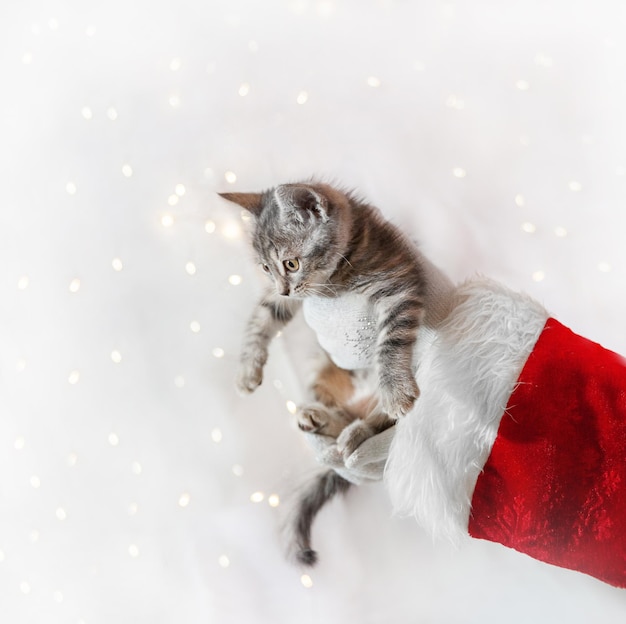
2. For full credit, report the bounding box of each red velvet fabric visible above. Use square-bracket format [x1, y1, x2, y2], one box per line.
[469, 318, 626, 587]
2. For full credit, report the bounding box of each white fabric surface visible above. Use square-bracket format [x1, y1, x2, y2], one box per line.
[3, 1, 626, 623]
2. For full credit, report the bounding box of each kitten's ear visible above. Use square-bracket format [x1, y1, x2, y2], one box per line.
[276, 185, 329, 223]
[218, 192, 264, 216]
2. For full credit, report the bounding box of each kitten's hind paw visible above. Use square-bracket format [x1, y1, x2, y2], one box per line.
[336, 420, 376, 460]
[297, 404, 328, 433]
[297, 403, 352, 438]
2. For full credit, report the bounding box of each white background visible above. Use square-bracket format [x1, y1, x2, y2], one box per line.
[2, 1, 626, 622]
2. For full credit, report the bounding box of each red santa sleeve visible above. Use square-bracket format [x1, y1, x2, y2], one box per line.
[469, 317, 626, 588]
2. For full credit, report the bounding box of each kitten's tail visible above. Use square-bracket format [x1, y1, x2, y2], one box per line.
[291, 469, 351, 566]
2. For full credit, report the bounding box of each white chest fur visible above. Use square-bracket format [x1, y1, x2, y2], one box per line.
[302, 293, 376, 370]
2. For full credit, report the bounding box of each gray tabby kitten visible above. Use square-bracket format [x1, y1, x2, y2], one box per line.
[220, 181, 427, 564]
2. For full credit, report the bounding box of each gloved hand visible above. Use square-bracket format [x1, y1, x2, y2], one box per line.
[301, 425, 396, 485]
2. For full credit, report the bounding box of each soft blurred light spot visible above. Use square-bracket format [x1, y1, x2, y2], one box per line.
[20, 582, 31, 595]
[250, 491, 264, 503]
[14, 436, 25, 450]
[66, 452, 78, 467]
[598, 262, 612, 273]
[169, 94, 181, 108]
[301, 574, 313, 588]
[222, 221, 242, 239]
[238, 83, 250, 97]
[569, 180, 582, 192]
[286, 400, 297, 414]
[128, 544, 140, 558]
[228, 274, 242, 286]
[268, 494, 280, 508]
[106, 107, 118, 121]
[367, 76, 381, 88]
[174, 375, 186, 388]
[185, 261, 197, 276]
[30, 530, 39, 543]
[452, 167, 466, 178]
[111, 350, 122, 364]
[168, 194, 179, 206]
[535, 52, 553, 67]
[248, 40, 259, 53]
[66, 182, 77, 195]
[219, 555, 230, 568]
[514, 194, 525, 207]
[22, 53, 33, 65]
[108, 432, 119, 446]
[16, 358, 27, 372]
[122, 164, 133, 178]
[69, 278, 81, 293]
[30, 475, 41, 489]
[68, 370, 80, 385]
[532, 270, 545, 282]
[190, 320, 201, 333]
[212, 347, 225, 358]
[225, 171, 237, 184]
[17, 275, 29, 290]
[132, 461, 142, 475]
[81, 106, 93, 120]
[169, 57, 182, 71]
[521, 222, 536, 234]
[316, 1, 335, 17]
[516, 79, 530, 91]
[53, 591, 63, 603]
[178, 492, 191, 508]
[211, 428, 223, 443]
[128, 503, 139, 516]
[232, 464, 244, 477]
[445, 95, 464, 109]
[161, 213, 174, 228]
[519, 135, 531, 147]
[296, 90, 309, 105]
[175, 184, 186, 197]
[205, 220, 216, 234]
[112, 257, 123, 271]
[56, 507, 67, 521]
[48, 18, 59, 30]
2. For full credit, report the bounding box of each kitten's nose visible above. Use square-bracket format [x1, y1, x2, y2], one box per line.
[279, 285, 290, 297]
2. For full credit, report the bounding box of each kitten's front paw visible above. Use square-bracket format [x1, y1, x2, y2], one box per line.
[236, 362, 264, 395]
[380, 376, 420, 419]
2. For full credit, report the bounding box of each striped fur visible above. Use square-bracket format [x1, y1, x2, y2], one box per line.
[221, 181, 427, 417]
[221, 181, 429, 565]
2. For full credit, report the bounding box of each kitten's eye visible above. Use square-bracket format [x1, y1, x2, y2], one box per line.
[284, 258, 300, 272]
[261, 264, 271, 274]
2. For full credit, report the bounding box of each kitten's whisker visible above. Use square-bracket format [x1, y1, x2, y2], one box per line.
[336, 253, 354, 269]
[306, 282, 337, 296]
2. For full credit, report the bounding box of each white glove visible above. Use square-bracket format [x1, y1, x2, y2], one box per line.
[301, 425, 396, 485]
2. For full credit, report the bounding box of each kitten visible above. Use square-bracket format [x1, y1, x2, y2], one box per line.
[220, 181, 428, 563]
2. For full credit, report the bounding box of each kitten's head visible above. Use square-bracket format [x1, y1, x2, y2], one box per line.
[220, 183, 351, 298]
